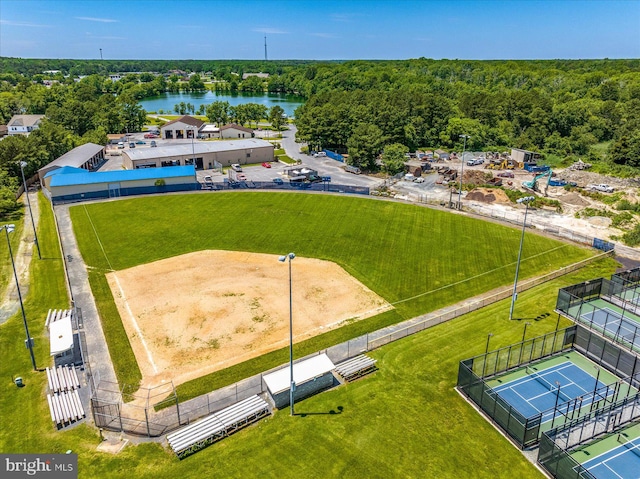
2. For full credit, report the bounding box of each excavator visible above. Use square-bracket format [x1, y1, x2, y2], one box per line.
[522, 169, 552, 196]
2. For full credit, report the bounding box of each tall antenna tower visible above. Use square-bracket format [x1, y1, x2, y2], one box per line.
[264, 35, 268, 61]
[100, 48, 103, 60]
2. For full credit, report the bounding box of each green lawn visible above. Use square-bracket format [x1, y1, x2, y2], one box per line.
[0, 192, 619, 477]
[67, 193, 595, 398]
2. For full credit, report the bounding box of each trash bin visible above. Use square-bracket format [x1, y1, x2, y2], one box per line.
[15, 377, 23, 387]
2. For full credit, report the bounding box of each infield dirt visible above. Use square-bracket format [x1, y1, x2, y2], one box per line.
[106, 250, 391, 388]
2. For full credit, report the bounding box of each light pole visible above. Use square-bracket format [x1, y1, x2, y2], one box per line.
[279, 252, 296, 415]
[518, 322, 532, 364]
[522, 322, 532, 343]
[509, 196, 536, 320]
[19, 161, 40, 259]
[2, 224, 37, 370]
[551, 381, 562, 428]
[190, 128, 196, 168]
[458, 134, 470, 210]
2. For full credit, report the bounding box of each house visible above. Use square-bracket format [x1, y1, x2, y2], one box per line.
[160, 115, 205, 140]
[38, 143, 106, 183]
[107, 134, 126, 145]
[7, 115, 45, 136]
[0, 125, 8, 138]
[220, 123, 254, 139]
[242, 72, 270, 80]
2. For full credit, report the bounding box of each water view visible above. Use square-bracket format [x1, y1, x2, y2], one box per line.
[139, 91, 305, 118]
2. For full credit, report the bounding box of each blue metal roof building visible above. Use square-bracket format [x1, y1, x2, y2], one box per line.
[47, 165, 198, 204]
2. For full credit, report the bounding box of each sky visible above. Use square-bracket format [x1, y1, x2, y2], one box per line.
[0, 0, 639, 60]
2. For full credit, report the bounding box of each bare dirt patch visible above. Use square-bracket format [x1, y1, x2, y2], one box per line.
[466, 187, 511, 204]
[106, 251, 391, 388]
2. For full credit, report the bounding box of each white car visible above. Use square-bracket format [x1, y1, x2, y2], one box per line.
[231, 164, 243, 172]
[414, 177, 425, 183]
[588, 184, 614, 193]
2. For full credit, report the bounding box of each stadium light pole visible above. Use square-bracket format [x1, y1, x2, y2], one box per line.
[19, 161, 41, 259]
[2, 224, 37, 370]
[458, 134, 470, 210]
[509, 196, 536, 321]
[551, 380, 562, 429]
[279, 252, 296, 415]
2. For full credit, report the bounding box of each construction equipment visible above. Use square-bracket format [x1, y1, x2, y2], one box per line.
[522, 169, 552, 196]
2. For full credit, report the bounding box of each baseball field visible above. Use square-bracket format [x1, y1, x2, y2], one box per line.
[0, 192, 619, 479]
[68, 192, 594, 398]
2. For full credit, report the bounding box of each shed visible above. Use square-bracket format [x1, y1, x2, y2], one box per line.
[405, 160, 423, 176]
[434, 149, 450, 161]
[49, 315, 73, 356]
[263, 354, 336, 409]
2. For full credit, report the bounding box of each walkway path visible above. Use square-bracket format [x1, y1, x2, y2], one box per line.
[0, 190, 40, 324]
[54, 204, 118, 390]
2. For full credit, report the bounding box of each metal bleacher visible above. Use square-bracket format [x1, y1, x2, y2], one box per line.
[46, 364, 85, 428]
[334, 355, 378, 382]
[167, 395, 270, 458]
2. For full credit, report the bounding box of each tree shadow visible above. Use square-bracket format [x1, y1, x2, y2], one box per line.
[298, 406, 343, 418]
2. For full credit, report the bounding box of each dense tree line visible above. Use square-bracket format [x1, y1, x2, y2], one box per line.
[0, 57, 638, 216]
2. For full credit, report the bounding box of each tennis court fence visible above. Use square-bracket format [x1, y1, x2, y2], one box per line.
[538, 391, 640, 479]
[457, 324, 640, 449]
[612, 266, 640, 288]
[557, 277, 640, 352]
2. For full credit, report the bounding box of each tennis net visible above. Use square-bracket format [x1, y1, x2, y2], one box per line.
[618, 434, 640, 461]
[526, 367, 572, 402]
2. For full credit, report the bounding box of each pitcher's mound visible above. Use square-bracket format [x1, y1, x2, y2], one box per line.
[106, 251, 392, 388]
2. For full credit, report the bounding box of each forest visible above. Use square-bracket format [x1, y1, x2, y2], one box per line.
[0, 57, 638, 215]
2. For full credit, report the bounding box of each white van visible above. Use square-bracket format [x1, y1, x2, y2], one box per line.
[117, 142, 124, 149]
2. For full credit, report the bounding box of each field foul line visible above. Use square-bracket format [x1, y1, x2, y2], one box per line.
[392, 244, 569, 305]
[111, 273, 159, 374]
[83, 205, 114, 271]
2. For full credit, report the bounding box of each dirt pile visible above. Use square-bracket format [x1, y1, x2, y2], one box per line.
[466, 188, 511, 204]
[463, 170, 492, 185]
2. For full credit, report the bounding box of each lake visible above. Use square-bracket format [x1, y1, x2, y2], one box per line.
[139, 92, 305, 118]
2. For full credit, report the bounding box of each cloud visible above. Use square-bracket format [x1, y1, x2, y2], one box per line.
[310, 33, 338, 39]
[75, 16, 117, 23]
[330, 13, 366, 23]
[253, 27, 288, 34]
[0, 19, 50, 27]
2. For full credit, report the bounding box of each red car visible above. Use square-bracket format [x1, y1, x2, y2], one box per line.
[261, 162, 272, 168]
[144, 133, 158, 139]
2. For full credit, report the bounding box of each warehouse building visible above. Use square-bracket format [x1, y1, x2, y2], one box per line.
[122, 139, 274, 170]
[44, 165, 198, 204]
[38, 143, 106, 183]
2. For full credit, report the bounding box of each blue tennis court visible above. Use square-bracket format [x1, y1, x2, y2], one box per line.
[580, 435, 640, 479]
[493, 362, 612, 422]
[581, 307, 640, 348]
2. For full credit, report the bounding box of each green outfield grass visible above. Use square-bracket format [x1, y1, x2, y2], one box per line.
[67, 192, 595, 398]
[0, 192, 619, 477]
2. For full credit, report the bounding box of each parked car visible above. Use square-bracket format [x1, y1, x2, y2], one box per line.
[404, 174, 416, 181]
[136, 140, 146, 145]
[129, 142, 135, 148]
[273, 178, 284, 185]
[117, 142, 124, 149]
[467, 158, 484, 166]
[261, 162, 271, 168]
[144, 133, 158, 139]
[497, 171, 514, 178]
[344, 165, 361, 175]
[236, 173, 247, 181]
[414, 177, 425, 183]
[231, 164, 242, 172]
[588, 184, 614, 193]
[313, 151, 327, 157]
[150, 140, 157, 147]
